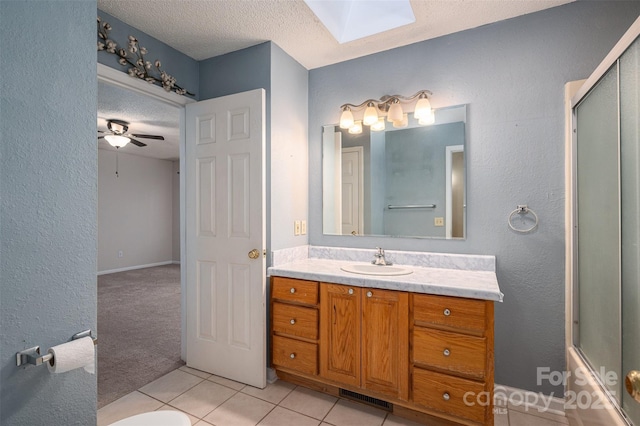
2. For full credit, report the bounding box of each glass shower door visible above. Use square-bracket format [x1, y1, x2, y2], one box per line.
[620, 35, 640, 424]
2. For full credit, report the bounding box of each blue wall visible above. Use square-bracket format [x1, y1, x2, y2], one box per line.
[98, 10, 199, 100]
[1, 1, 98, 425]
[308, 1, 640, 394]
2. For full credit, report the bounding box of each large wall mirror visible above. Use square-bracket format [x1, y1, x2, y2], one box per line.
[322, 104, 467, 239]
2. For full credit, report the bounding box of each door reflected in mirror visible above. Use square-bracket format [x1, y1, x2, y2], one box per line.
[322, 104, 466, 239]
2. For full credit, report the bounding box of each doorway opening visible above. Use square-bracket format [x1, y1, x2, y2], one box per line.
[97, 65, 188, 408]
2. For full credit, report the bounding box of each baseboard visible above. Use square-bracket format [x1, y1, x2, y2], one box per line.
[172, 260, 181, 265]
[98, 261, 175, 275]
[495, 383, 566, 418]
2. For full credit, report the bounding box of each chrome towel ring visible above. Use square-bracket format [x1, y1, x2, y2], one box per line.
[508, 205, 538, 233]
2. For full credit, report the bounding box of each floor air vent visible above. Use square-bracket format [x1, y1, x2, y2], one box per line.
[339, 389, 393, 412]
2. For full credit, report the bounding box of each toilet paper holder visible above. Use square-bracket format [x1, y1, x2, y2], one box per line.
[16, 329, 97, 367]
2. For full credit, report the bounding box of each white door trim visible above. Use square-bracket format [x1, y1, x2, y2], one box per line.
[342, 146, 364, 235]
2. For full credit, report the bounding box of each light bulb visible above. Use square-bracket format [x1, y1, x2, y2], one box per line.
[349, 121, 363, 134]
[387, 100, 403, 122]
[413, 96, 432, 120]
[393, 114, 408, 128]
[363, 102, 379, 126]
[418, 110, 435, 126]
[105, 135, 130, 148]
[339, 108, 354, 129]
[371, 117, 386, 132]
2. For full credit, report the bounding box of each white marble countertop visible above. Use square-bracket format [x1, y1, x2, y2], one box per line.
[268, 258, 503, 302]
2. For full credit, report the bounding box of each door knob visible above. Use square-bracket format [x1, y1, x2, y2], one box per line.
[248, 249, 260, 260]
[626, 370, 640, 403]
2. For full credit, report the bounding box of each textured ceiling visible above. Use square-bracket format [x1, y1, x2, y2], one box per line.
[97, 0, 574, 70]
[97, 0, 574, 160]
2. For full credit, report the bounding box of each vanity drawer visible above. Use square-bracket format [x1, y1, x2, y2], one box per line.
[273, 302, 318, 340]
[413, 294, 486, 334]
[272, 335, 318, 375]
[412, 368, 486, 424]
[272, 277, 318, 305]
[413, 327, 486, 380]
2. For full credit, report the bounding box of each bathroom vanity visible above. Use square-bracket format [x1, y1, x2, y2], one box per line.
[268, 247, 502, 426]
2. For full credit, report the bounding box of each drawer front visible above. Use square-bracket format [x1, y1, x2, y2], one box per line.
[272, 277, 318, 305]
[272, 335, 318, 375]
[412, 368, 487, 424]
[413, 294, 486, 334]
[413, 327, 486, 380]
[273, 302, 318, 340]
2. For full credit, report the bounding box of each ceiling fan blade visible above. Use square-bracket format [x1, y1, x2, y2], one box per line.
[128, 138, 147, 147]
[130, 134, 165, 140]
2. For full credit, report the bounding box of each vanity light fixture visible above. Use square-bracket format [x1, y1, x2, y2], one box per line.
[338, 90, 433, 133]
[348, 120, 363, 134]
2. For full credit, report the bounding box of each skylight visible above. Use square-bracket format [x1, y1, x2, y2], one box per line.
[304, 0, 416, 44]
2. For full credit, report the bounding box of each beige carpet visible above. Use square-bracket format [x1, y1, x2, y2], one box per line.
[97, 264, 184, 408]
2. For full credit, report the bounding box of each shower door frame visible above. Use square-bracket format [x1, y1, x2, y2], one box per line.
[568, 15, 640, 426]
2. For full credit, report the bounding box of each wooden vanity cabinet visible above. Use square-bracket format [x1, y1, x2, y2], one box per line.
[270, 276, 494, 426]
[319, 284, 409, 400]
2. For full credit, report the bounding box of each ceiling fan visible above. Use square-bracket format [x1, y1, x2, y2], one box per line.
[98, 119, 165, 148]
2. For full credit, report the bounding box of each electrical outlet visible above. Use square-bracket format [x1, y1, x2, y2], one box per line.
[118, 250, 124, 258]
[301, 220, 307, 235]
[294, 220, 301, 236]
[434, 217, 444, 227]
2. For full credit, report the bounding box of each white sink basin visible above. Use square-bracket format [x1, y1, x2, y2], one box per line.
[340, 264, 413, 276]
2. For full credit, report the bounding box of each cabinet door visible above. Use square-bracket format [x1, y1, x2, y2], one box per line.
[362, 288, 409, 400]
[320, 283, 361, 387]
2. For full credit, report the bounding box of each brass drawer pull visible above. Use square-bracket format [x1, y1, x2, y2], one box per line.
[443, 308, 451, 316]
[443, 392, 450, 401]
[290, 353, 296, 359]
[443, 349, 450, 357]
[290, 288, 296, 294]
[290, 319, 296, 325]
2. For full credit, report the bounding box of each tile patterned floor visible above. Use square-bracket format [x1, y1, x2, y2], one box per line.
[97, 366, 570, 426]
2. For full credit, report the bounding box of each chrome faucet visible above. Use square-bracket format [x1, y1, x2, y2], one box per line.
[372, 247, 392, 266]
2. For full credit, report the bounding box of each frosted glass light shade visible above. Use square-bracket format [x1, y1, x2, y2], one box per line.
[105, 135, 130, 148]
[371, 117, 386, 132]
[340, 108, 354, 129]
[418, 110, 435, 126]
[387, 101, 403, 122]
[348, 121, 363, 134]
[363, 103, 379, 126]
[393, 114, 408, 128]
[413, 97, 432, 120]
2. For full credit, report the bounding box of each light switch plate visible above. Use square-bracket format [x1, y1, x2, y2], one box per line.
[301, 220, 307, 235]
[294, 220, 301, 236]
[434, 217, 444, 227]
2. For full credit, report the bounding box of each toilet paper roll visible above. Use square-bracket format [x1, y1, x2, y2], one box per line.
[47, 336, 95, 374]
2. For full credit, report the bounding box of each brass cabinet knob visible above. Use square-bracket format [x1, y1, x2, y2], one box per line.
[443, 349, 451, 357]
[443, 308, 451, 316]
[248, 249, 260, 259]
[290, 319, 296, 325]
[626, 370, 640, 402]
[367, 291, 373, 298]
[443, 392, 450, 401]
[348, 288, 354, 295]
[290, 353, 296, 359]
[290, 288, 296, 294]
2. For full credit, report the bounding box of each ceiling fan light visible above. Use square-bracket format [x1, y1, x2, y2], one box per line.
[105, 134, 131, 148]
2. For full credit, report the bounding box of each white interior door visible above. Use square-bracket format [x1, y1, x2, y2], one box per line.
[185, 89, 266, 388]
[341, 147, 363, 235]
